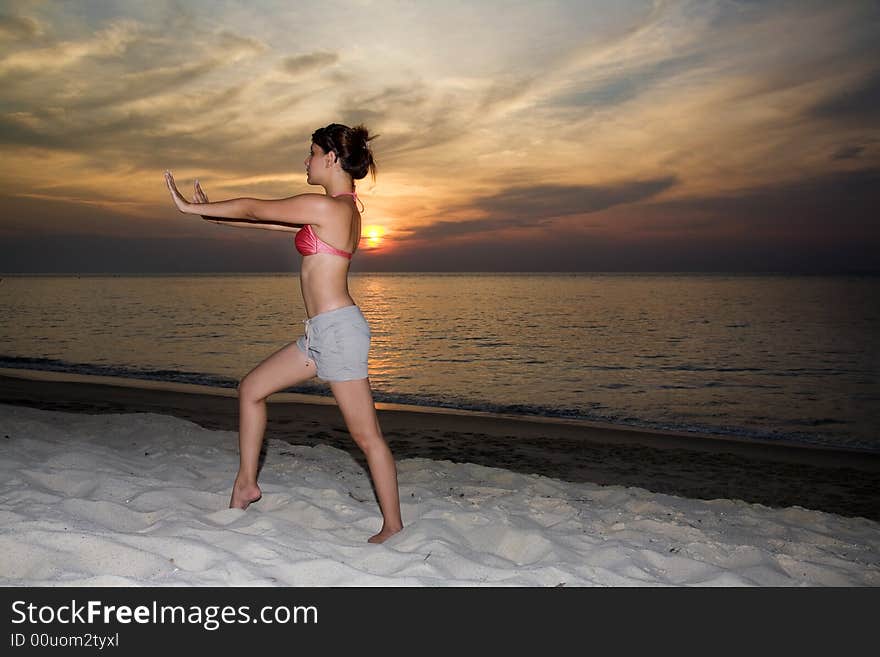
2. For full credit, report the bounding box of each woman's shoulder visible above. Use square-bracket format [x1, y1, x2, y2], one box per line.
[290, 192, 349, 210]
[277, 193, 347, 223]
[305, 194, 357, 231]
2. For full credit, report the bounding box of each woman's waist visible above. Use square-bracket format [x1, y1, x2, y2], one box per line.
[301, 285, 357, 317]
[303, 303, 365, 327]
[300, 272, 353, 316]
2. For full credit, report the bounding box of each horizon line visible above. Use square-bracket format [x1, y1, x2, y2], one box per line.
[2, 270, 878, 277]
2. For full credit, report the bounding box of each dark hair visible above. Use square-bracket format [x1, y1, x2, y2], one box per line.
[311, 123, 377, 181]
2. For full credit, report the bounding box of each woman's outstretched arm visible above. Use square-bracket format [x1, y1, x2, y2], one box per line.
[164, 171, 330, 232]
[185, 178, 302, 232]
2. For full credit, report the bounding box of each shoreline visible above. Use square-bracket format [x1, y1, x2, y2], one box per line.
[1, 366, 872, 456]
[2, 369, 879, 521]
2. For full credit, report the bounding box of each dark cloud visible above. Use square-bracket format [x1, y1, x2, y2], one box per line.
[337, 84, 430, 137]
[831, 144, 866, 161]
[0, 85, 271, 178]
[0, 21, 271, 176]
[810, 69, 880, 124]
[215, 31, 265, 56]
[475, 178, 678, 220]
[0, 23, 263, 109]
[410, 177, 678, 240]
[552, 54, 700, 109]
[0, 110, 163, 152]
[281, 51, 338, 75]
[69, 58, 227, 110]
[477, 74, 539, 112]
[0, 114, 55, 149]
[0, 13, 40, 39]
[640, 167, 880, 239]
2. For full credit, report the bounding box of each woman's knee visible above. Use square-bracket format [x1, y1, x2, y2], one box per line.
[238, 374, 266, 404]
[349, 427, 385, 454]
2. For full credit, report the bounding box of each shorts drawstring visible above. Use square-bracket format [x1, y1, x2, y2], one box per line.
[302, 317, 313, 366]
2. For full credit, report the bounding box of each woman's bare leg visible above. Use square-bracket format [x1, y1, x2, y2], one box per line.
[231, 341, 315, 509]
[330, 377, 403, 543]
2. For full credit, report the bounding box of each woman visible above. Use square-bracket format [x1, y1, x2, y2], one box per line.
[164, 123, 403, 544]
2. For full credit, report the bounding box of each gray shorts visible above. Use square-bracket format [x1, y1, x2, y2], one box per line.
[296, 305, 371, 381]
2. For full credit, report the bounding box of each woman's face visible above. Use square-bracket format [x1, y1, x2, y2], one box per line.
[304, 142, 332, 184]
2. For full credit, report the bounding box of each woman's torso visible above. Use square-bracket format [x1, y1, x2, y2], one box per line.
[298, 196, 360, 317]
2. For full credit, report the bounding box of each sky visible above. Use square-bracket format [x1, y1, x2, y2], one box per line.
[1, 0, 878, 273]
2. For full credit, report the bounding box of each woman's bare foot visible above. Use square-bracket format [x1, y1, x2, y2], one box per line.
[229, 480, 262, 510]
[368, 524, 403, 544]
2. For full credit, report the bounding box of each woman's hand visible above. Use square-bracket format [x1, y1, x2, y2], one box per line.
[191, 179, 223, 225]
[193, 179, 209, 204]
[164, 170, 193, 214]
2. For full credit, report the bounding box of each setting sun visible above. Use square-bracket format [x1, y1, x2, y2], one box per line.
[363, 225, 386, 249]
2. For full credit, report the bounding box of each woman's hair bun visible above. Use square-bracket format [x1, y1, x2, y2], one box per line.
[312, 123, 377, 180]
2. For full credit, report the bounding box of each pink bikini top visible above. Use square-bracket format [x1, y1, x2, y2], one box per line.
[294, 191, 358, 259]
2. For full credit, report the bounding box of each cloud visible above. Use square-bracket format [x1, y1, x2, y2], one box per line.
[552, 54, 701, 109]
[0, 13, 41, 39]
[475, 178, 678, 220]
[214, 31, 266, 59]
[477, 74, 539, 113]
[0, 16, 274, 179]
[0, 108, 160, 151]
[636, 167, 880, 239]
[3, 20, 264, 99]
[408, 177, 678, 239]
[331, 81, 488, 165]
[280, 51, 338, 75]
[0, 20, 140, 75]
[68, 59, 230, 110]
[831, 144, 866, 161]
[810, 69, 880, 124]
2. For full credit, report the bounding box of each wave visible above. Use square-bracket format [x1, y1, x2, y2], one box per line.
[2, 356, 876, 454]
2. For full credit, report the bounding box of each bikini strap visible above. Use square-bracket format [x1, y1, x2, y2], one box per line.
[331, 189, 364, 213]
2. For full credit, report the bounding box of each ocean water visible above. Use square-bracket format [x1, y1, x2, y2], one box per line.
[1, 273, 878, 452]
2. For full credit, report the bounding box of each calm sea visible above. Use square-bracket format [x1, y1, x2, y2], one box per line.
[1, 273, 878, 452]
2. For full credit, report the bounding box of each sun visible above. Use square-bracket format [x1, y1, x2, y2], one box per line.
[363, 225, 386, 249]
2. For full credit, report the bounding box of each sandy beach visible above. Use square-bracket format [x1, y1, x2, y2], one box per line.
[1, 368, 879, 586]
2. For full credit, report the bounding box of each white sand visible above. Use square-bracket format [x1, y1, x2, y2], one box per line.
[1, 403, 878, 587]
